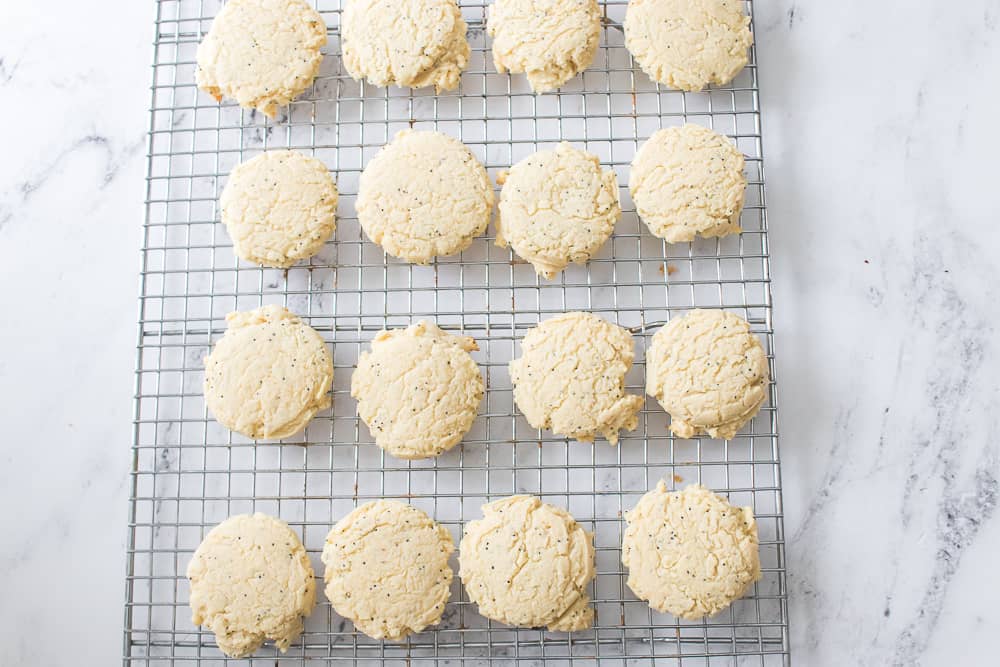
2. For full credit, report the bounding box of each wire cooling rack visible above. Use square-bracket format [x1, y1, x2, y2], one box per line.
[125, 0, 788, 664]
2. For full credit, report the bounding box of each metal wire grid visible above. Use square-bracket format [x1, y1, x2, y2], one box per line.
[125, 0, 788, 664]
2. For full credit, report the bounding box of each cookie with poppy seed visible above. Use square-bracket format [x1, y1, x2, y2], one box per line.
[356, 130, 493, 264]
[459, 495, 595, 631]
[322, 500, 455, 640]
[203, 305, 333, 439]
[187, 513, 316, 657]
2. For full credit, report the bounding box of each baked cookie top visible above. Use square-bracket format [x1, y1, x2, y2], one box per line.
[487, 0, 601, 92]
[204, 305, 333, 440]
[622, 482, 760, 619]
[496, 142, 620, 278]
[624, 0, 752, 91]
[196, 0, 327, 117]
[221, 150, 338, 268]
[356, 130, 494, 263]
[341, 0, 469, 91]
[186, 513, 316, 658]
[322, 500, 455, 640]
[509, 312, 643, 444]
[645, 309, 768, 440]
[459, 495, 595, 631]
[630, 123, 746, 244]
[351, 320, 483, 459]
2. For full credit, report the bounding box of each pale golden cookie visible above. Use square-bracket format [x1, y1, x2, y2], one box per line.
[624, 0, 752, 91]
[204, 305, 333, 439]
[356, 130, 494, 263]
[630, 124, 746, 244]
[187, 513, 316, 658]
[496, 142, 620, 278]
[341, 0, 469, 91]
[487, 0, 601, 92]
[196, 0, 327, 117]
[509, 312, 643, 444]
[351, 321, 483, 459]
[220, 150, 338, 268]
[322, 500, 454, 640]
[622, 482, 760, 619]
[645, 309, 768, 440]
[459, 495, 595, 631]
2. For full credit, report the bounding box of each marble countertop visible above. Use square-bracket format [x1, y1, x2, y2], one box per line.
[1, 1, 998, 665]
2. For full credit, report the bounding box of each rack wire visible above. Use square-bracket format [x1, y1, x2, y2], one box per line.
[125, 0, 788, 664]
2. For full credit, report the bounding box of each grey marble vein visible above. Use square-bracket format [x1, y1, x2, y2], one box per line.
[0, 133, 143, 232]
[0, 56, 19, 85]
[758, 1, 1000, 664]
[893, 464, 998, 665]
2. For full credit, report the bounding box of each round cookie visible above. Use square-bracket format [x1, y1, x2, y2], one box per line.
[220, 150, 338, 268]
[459, 495, 595, 631]
[351, 321, 483, 459]
[195, 0, 327, 118]
[496, 142, 620, 278]
[624, 0, 753, 91]
[629, 124, 746, 244]
[341, 0, 470, 91]
[622, 482, 760, 619]
[321, 500, 455, 640]
[204, 305, 333, 439]
[509, 312, 643, 444]
[645, 309, 768, 440]
[356, 130, 494, 264]
[187, 513, 316, 658]
[487, 0, 601, 93]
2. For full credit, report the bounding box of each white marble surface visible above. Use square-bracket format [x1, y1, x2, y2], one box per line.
[1, 1, 998, 665]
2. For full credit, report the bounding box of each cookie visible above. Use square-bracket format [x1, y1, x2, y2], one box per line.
[496, 142, 620, 278]
[341, 0, 470, 91]
[629, 124, 746, 244]
[487, 0, 601, 92]
[459, 495, 595, 631]
[204, 305, 333, 439]
[356, 130, 494, 263]
[196, 0, 327, 118]
[509, 312, 643, 444]
[645, 309, 768, 440]
[187, 513, 316, 658]
[624, 0, 752, 91]
[351, 321, 483, 459]
[622, 482, 760, 619]
[220, 150, 338, 268]
[321, 500, 455, 640]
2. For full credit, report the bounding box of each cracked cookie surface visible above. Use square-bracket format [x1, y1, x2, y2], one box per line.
[196, 0, 327, 117]
[356, 130, 493, 263]
[487, 0, 601, 92]
[509, 312, 643, 444]
[187, 513, 316, 658]
[624, 0, 752, 91]
[459, 495, 595, 631]
[341, 0, 469, 91]
[645, 309, 768, 440]
[322, 500, 455, 640]
[351, 320, 483, 459]
[496, 142, 619, 278]
[204, 305, 333, 440]
[221, 150, 337, 268]
[630, 123, 746, 244]
[622, 482, 760, 619]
